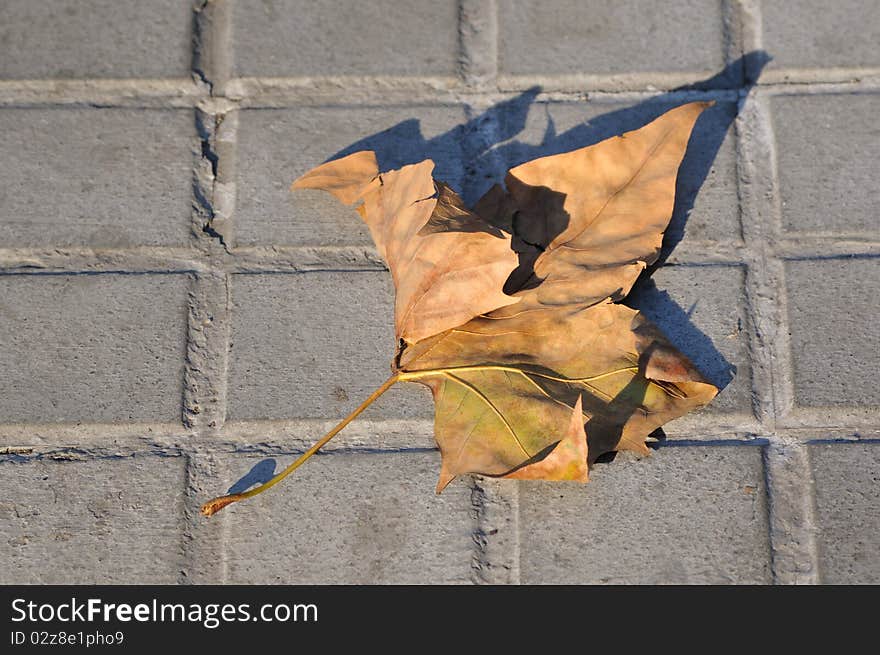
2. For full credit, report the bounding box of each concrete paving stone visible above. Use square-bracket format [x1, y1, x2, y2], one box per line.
[0, 0, 192, 79]
[0, 273, 189, 424]
[231, 0, 459, 77]
[810, 443, 880, 583]
[497, 0, 727, 78]
[762, 0, 880, 70]
[0, 455, 186, 584]
[772, 94, 880, 236]
[480, 98, 741, 248]
[218, 450, 474, 583]
[785, 258, 880, 408]
[235, 104, 467, 247]
[227, 271, 433, 421]
[627, 264, 751, 415]
[518, 446, 771, 584]
[0, 108, 196, 248]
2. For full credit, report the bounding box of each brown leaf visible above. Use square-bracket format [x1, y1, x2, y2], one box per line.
[399, 302, 717, 489]
[477, 101, 712, 313]
[292, 151, 519, 343]
[398, 103, 717, 489]
[293, 103, 717, 494]
[290, 149, 379, 206]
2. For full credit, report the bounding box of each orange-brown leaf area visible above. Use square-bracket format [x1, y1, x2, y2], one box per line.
[292, 102, 719, 492]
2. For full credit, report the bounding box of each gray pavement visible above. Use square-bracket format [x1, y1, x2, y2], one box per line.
[1, 0, 878, 584]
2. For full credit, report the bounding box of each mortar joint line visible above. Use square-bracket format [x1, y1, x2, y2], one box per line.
[730, 0, 823, 583]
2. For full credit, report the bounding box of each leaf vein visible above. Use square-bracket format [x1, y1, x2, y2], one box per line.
[444, 372, 531, 459]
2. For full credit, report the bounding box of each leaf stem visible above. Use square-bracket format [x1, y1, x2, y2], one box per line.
[201, 374, 400, 517]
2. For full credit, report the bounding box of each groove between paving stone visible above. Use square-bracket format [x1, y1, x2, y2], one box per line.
[721, 0, 742, 76]
[458, 0, 498, 87]
[762, 440, 821, 584]
[737, 95, 782, 428]
[0, 76, 878, 108]
[180, 452, 227, 584]
[4, 421, 878, 455]
[469, 475, 520, 584]
[1, 240, 877, 275]
[732, 3, 824, 582]
[4, 432, 879, 464]
[182, 271, 231, 433]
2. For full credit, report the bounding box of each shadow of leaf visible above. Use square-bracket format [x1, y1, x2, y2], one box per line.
[625, 277, 737, 392]
[227, 458, 277, 495]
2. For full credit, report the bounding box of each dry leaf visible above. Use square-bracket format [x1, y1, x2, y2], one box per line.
[293, 151, 519, 343]
[297, 102, 717, 491]
[398, 301, 716, 490]
[477, 101, 711, 312]
[392, 101, 718, 489]
[200, 101, 720, 516]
